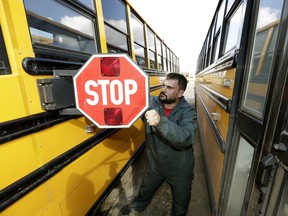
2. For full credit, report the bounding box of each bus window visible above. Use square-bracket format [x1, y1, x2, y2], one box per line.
[163, 45, 167, 71]
[226, 137, 255, 214]
[78, 0, 95, 11]
[24, 0, 96, 57]
[147, 28, 156, 69]
[131, 13, 147, 68]
[223, 3, 244, 54]
[104, 25, 129, 53]
[211, 2, 224, 63]
[226, 0, 235, 14]
[167, 49, 171, 71]
[102, 0, 127, 34]
[102, 0, 129, 54]
[0, 26, 11, 75]
[206, 29, 212, 66]
[156, 37, 163, 70]
[242, 0, 282, 119]
[134, 43, 146, 67]
[215, 2, 224, 33]
[275, 179, 288, 215]
[212, 33, 220, 63]
[149, 50, 156, 69]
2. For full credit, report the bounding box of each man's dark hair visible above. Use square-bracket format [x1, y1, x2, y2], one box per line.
[166, 73, 188, 91]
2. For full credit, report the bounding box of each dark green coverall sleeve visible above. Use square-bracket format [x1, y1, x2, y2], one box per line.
[155, 106, 197, 148]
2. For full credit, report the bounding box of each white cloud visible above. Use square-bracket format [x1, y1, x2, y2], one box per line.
[257, 7, 280, 29]
[60, 15, 94, 37]
[106, 19, 127, 33]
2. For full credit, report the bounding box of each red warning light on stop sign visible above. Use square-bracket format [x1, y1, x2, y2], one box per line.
[73, 54, 149, 128]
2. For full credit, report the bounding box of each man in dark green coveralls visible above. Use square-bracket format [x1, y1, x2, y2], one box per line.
[121, 73, 197, 216]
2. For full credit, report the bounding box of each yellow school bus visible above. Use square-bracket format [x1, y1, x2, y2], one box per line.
[0, 0, 179, 215]
[195, 0, 288, 215]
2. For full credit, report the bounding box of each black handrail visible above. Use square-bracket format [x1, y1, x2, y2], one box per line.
[22, 57, 83, 75]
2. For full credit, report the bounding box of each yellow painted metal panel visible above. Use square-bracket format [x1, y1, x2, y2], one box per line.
[1, 119, 145, 215]
[35, 118, 94, 164]
[149, 75, 163, 86]
[0, 75, 27, 122]
[36, 202, 63, 216]
[126, 5, 135, 60]
[1, 183, 49, 216]
[45, 120, 144, 215]
[0, 0, 34, 70]
[0, 136, 39, 189]
[196, 95, 224, 209]
[0, 0, 48, 119]
[196, 69, 236, 99]
[195, 68, 236, 210]
[0, 70, 48, 122]
[95, 0, 107, 53]
[195, 68, 236, 141]
[196, 86, 229, 141]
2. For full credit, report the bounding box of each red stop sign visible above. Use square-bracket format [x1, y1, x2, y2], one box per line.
[73, 54, 149, 128]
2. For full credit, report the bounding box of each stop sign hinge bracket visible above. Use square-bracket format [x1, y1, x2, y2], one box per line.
[36, 69, 82, 116]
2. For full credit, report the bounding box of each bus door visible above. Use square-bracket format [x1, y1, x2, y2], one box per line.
[258, 119, 288, 215]
[221, 0, 288, 215]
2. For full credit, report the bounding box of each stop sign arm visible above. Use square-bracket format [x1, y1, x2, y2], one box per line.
[37, 69, 81, 115]
[73, 54, 149, 128]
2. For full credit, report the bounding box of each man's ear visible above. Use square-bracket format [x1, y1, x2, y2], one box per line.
[177, 90, 185, 98]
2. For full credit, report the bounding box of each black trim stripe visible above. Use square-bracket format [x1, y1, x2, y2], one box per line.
[144, 70, 168, 77]
[150, 84, 162, 91]
[22, 57, 83, 75]
[0, 112, 77, 144]
[196, 83, 232, 112]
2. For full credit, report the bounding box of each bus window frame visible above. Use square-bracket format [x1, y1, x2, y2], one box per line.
[0, 26, 11, 75]
[23, 0, 99, 72]
[240, 0, 283, 120]
[130, 12, 147, 69]
[102, 0, 130, 54]
[222, 2, 245, 55]
[104, 23, 130, 54]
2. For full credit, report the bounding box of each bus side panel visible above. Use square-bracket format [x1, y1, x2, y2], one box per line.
[196, 87, 229, 142]
[196, 94, 224, 210]
[149, 75, 165, 96]
[0, 118, 95, 190]
[1, 71, 163, 216]
[35, 118, 95, 164]
[208, 70, 235, 98]
[51, 120, 145, 216]
[0, 75, 29, 122]
[195, 69, 236, 142]
[1, 119, 145, 216]
[195, 68, 236, 211]
[0, 137, 40, 189]
[1, 183, 52, 216]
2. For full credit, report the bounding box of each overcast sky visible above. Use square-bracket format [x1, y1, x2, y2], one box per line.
[128, 0, 219, 75]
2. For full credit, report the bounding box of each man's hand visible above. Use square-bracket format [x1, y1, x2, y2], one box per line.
[145, 110, 160, 126]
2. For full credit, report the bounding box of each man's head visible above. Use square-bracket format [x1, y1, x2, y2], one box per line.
[159, 73, 188, 105]
[165, 73, 188, 91]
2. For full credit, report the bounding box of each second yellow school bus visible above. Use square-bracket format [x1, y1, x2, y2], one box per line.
[195, 0, 288, 215]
